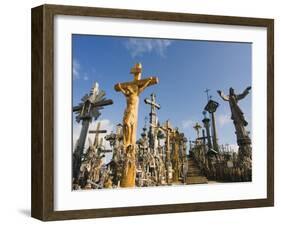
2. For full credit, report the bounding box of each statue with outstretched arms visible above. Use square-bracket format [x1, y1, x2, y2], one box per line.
[114, 63, 158, 187]
[217, 86, 251, 127]
[217, 86, 252, 164]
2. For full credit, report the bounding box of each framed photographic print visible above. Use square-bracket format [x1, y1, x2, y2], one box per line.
[31, 4, 274, 221]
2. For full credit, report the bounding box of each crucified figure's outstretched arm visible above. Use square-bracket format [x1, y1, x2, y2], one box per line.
[236, 86, 251, 100]
[217, 90, 229, 101]
[116, 83, 129, 95]
[138, 78, 154, 93]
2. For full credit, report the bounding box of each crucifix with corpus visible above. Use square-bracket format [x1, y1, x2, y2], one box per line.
[114, 63, 159, 187]
[144, 93, 161, 150]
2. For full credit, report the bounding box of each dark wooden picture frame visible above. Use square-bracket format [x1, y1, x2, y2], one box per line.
[31, 4, 274, 221]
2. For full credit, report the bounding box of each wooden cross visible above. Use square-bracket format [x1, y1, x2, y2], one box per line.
[144, 93, 161, 149]
[193, 122, 202, 139]
[89, 121, 107, 147]
[97, 148, 112, 153]
[72, 99, 113, 113]
[114, 63, 159, 187]
[171, 128, 181, 182]
[114, 63, 158, 93]
[160, 120, 173, 184]
[160, 121, 173, 151]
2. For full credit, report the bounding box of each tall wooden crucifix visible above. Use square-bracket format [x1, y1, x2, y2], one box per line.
[144, 93, 161, 150]
[114, 63, 159, 187]
[171, 128, 181, 182]
[160, 120, 173, 185]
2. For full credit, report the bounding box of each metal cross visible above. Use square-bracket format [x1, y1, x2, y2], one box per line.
[144, 93, 161, 112]
[144, 93, 161, 150]
[204, 88, 211, 101]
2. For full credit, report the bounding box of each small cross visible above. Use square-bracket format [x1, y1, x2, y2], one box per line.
[204, 88, 211, 101]
[193, 122, 202, 139]
[89, 122, 107, 147]
[144, 93, 161, 111]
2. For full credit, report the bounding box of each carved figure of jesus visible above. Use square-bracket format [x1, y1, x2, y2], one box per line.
[116, 82, 149, 146]
[217, 87, 251, 127]
[217, 86, 252, 148]
[218, 86, 252, 164]
[114, 63, 158, 187]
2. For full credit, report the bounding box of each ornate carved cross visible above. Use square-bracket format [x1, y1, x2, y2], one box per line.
[114, 63, 159, 187]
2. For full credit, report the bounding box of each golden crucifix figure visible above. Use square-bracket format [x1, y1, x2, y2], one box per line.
[114, 63, 159, 187]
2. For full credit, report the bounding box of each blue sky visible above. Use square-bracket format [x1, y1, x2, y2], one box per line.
[72, 35, 252, 150]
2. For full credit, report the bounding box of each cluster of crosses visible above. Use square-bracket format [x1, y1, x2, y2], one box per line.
[189, 87, 252, 182]
[135, 95, 189, 187]
[72, 63, 252, 190]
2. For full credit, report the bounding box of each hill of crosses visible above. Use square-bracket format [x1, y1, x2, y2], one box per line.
[72, 63, 252, 190]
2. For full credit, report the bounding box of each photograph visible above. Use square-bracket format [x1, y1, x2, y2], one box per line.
[30, 4, 274, 221]
[71, 35, 252, 190]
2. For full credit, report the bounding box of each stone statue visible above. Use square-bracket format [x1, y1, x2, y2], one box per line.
[217, 87, 251, 126]
[144, 93, 161, 150]
[217, 87, 252, 162]
[114, 63, 158, 187]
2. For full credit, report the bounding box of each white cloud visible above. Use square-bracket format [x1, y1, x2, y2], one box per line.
[73, 59, 80, 79]
[218, 114, 231, 127]
[125, 38, 172, 58]
[182, 119, 195, 129]
[73, 59, 101, 81]
[90, 67, 101, 79]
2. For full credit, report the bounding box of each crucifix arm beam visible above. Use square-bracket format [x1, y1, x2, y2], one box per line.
[92, 99, 113, 107]
[197, 136, 208, 140]
[114, 83, 127, 93]
[73, 99, 113, 112]
[159, 126, 172, 133]
[144, 99, 161, 109]
[115, 77, 158, 92]
[73, 106, 81, 112]
[139, 77, 158, 93]
[89, 130, 107, 133]
[99, 149, 112, 153]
